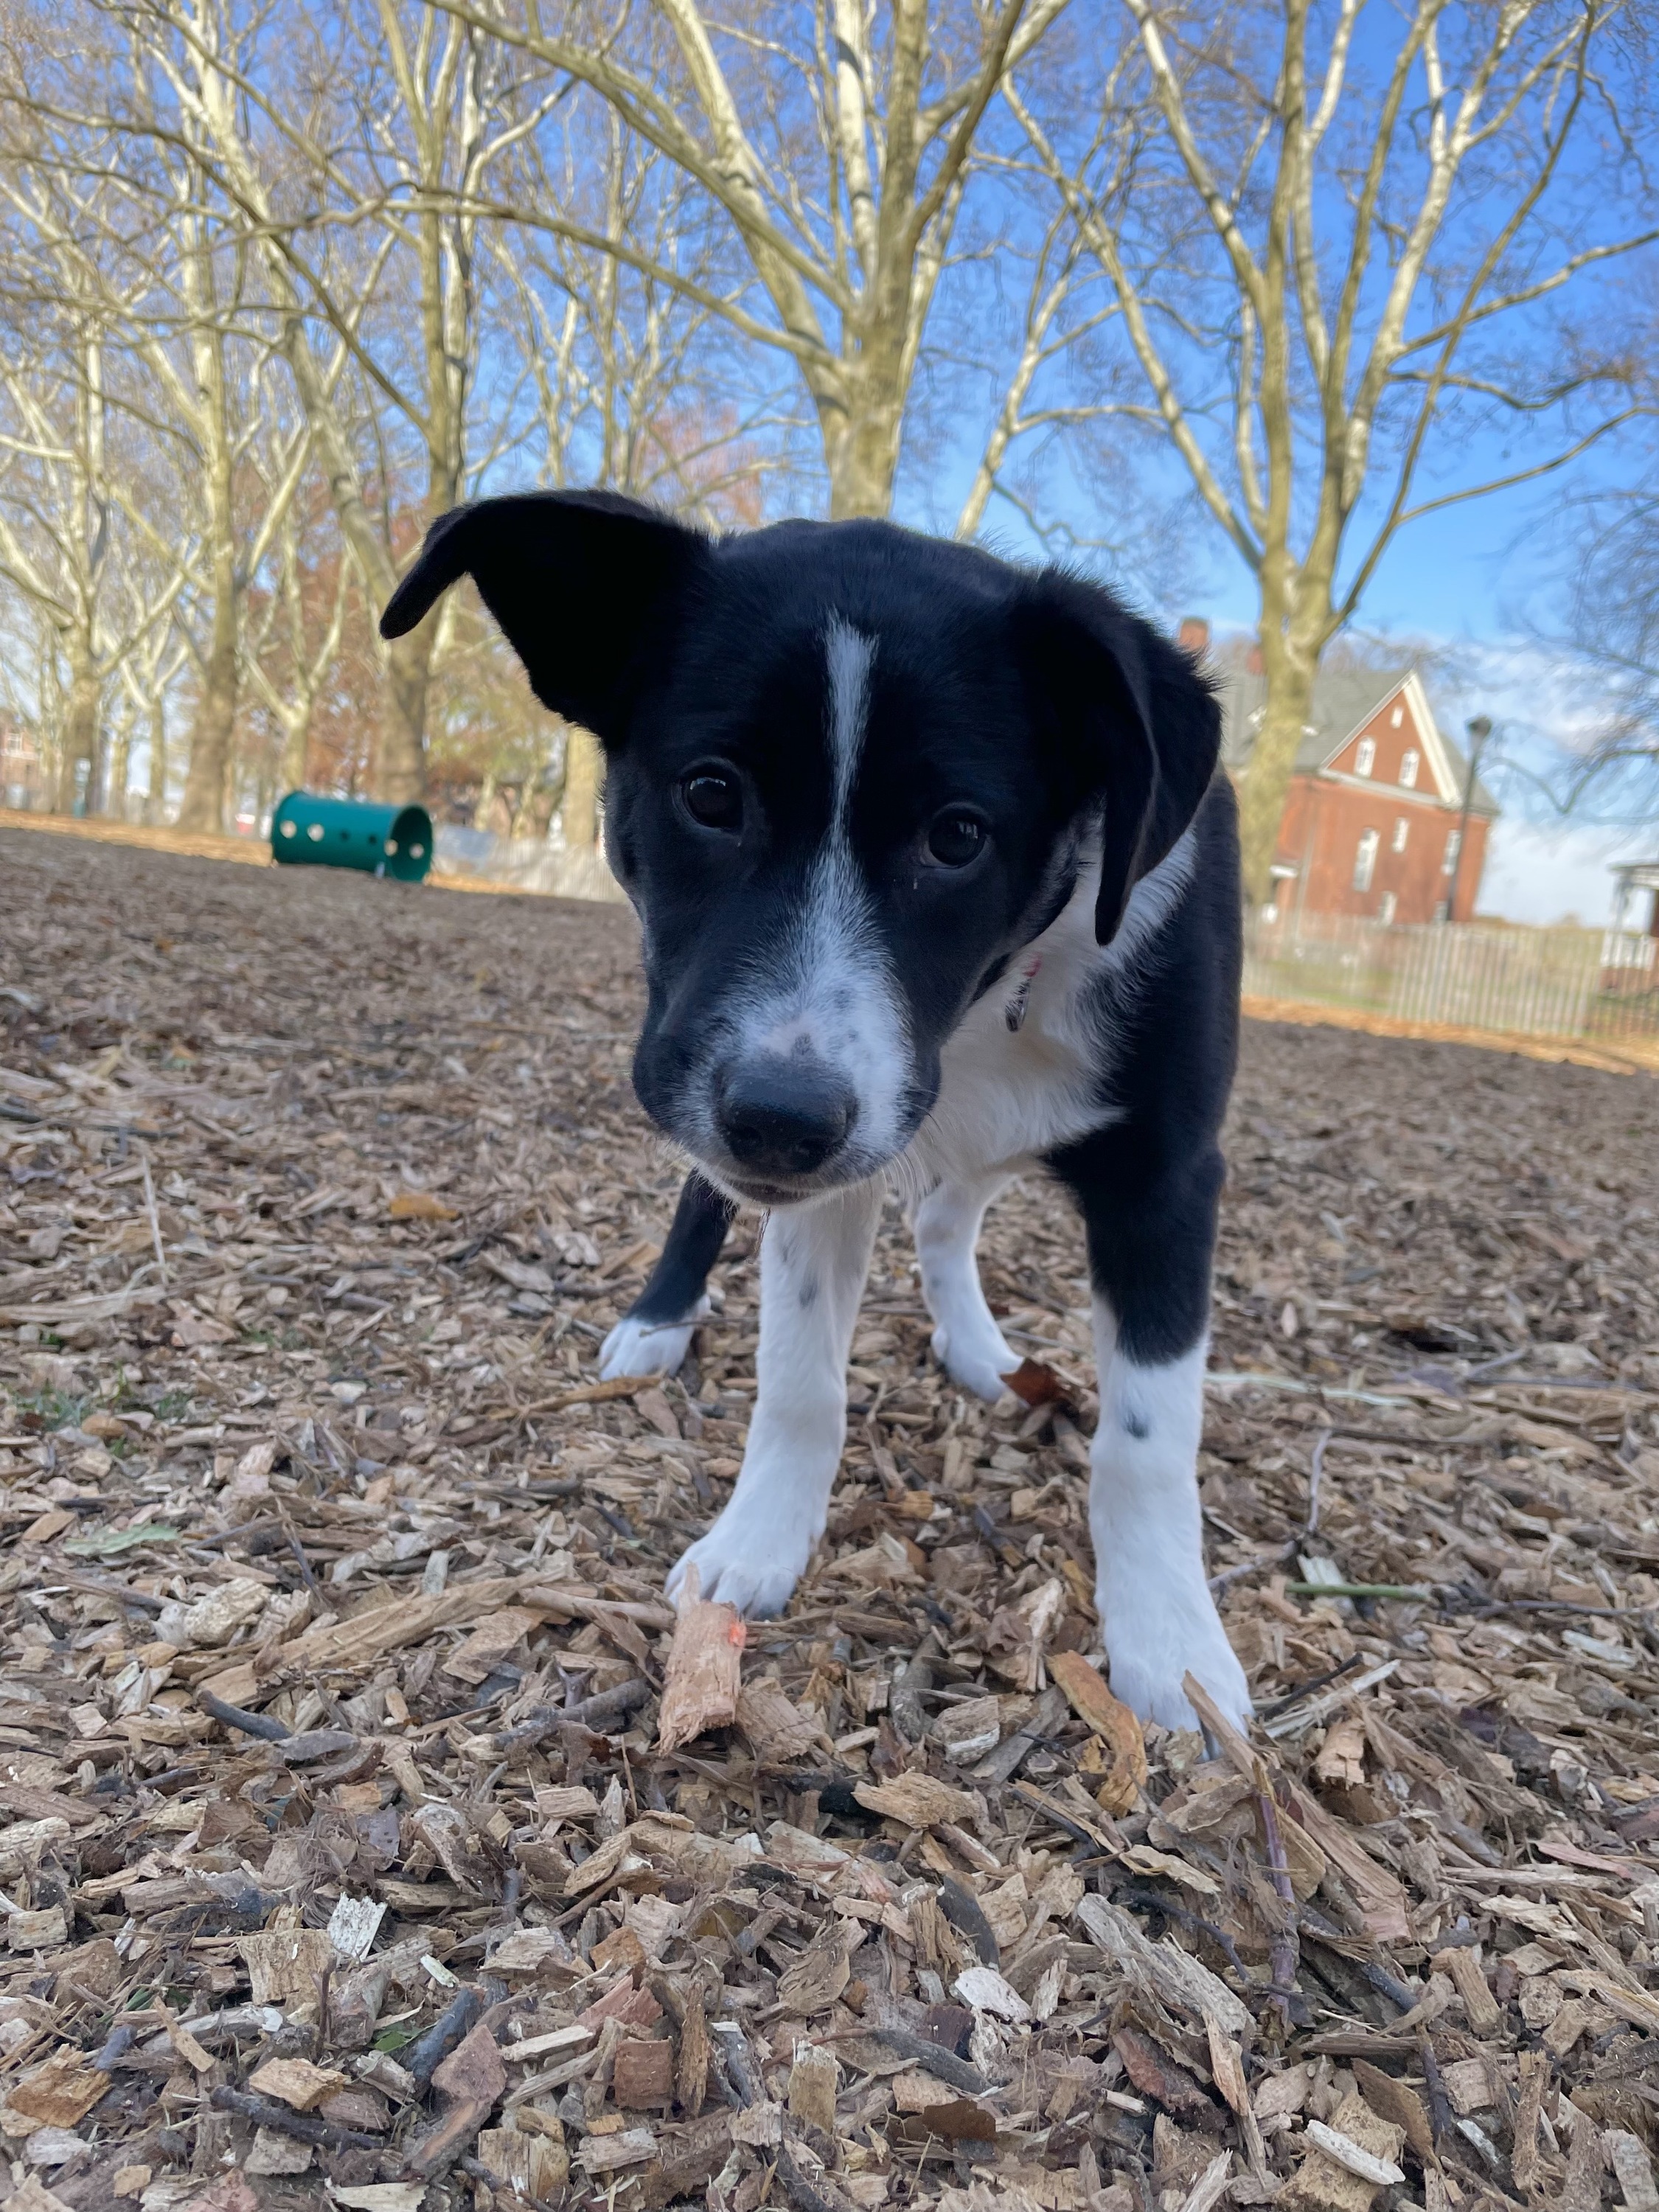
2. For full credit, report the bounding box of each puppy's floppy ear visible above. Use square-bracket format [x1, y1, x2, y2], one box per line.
[1013, 571, 1221, 944]
[380, 489, 709, 744]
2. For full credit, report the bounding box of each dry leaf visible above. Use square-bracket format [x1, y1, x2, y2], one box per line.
[1049, 1650, 1147, 1812]
[388, 1190, 459, 1220]
[998, 1359, 1072, 1410]
[441, 1606, 541, 1686]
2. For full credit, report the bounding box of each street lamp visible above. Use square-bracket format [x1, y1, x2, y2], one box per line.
[1453, 714, 1492, 922]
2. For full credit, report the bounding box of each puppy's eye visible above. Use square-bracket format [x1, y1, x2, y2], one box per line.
[681, 770, 742, 832]
[925, 810, 987, 868]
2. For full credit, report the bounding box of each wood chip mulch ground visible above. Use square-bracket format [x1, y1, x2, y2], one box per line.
[3, 823, 1659, 2212]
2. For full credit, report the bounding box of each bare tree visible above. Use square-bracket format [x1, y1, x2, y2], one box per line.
[108, 0, 547, 801]
[0, 2, 333, 827]
[1543, 485, 1659, 829]
[1017, 0, 1658, 900]
[116, 625, 190, 819]
[243, 488, 354, 804]
[950, 65, 1153, 547]
[479, 99, 792, 852]
[492, 101, 796, 518]
[0, 293, 192, 812]
[415, 0, 1072, 519]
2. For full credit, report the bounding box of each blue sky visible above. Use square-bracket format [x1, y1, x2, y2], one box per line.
[931, 437, 1656, 924]
[1214, 456, 1655, 927]
[933, 406, 1656, 927]
[890, 1, 1659, 928]
[1219, 487, 1656, 928]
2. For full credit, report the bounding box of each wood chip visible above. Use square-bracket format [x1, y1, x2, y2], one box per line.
[656, 1582, 745, 1750]
[1075, 1895, 1251, 2036]
[952, 1965, 1031, 2023]
[853, 1775, 978, 1829]
[788, 2042, 840, 2132]
[7, 827, 1658, 2212]
[246, 2058, 349, 2110]
[613, 2037, 675, 2108]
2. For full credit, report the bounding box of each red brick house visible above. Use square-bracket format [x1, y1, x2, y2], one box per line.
[1215, 658, 1498, 923]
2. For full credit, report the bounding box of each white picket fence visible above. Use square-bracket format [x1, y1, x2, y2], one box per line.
[1244, 914, 1658, 1043]
[434, 824, 625, 902]
[422, 832, 1657, 1047]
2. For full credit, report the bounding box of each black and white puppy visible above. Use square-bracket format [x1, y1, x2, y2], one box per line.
[383, 491, 1251, 1730]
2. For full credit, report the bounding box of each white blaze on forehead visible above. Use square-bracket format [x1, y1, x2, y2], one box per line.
[824, 618, 874, 830]
[712, 615, 911, 1175]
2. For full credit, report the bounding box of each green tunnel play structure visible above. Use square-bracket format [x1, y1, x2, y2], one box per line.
[271, 792, 434, 882]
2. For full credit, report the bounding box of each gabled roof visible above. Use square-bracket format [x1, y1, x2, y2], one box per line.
[1217, 663, 1500, 815]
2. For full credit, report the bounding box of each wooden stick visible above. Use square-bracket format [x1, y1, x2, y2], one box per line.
[656, 1568, 745, 1752]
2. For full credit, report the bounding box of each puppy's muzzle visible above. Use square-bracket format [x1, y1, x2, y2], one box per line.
[715, 1056, 858, 1180]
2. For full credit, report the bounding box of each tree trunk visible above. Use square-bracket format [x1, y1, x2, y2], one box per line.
[56, 650, 100, 815]
[476, 759, 500, 832]
[107, 717, 131, 821]
[147, 695, 168, 822]
[563, 728, 602, 847]
[1236, 631, 1319, 908]
[279, 706, 310, 796]
[824, 378, 902, 521]
[177, 274, 240, 836]
[176, 593, 238, 832]
[509, 776, 540, 839]
[380, 627, 432, 804]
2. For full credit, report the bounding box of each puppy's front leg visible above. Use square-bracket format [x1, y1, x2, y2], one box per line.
[601, 1172, 733, 1380]
[914, 1173, 1019, 1402]
[1052, 1134, 1250, 1733]
[667, 1178, 882, 1615]
[1088, 1321, 1249, 1732]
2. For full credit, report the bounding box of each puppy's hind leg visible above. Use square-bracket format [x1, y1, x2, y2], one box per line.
[914, 1173, 1019, 1401]
[599, 1172, 734, 1380]
[669, 1178, 881, 1615]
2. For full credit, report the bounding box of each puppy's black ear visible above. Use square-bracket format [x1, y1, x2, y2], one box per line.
[380, 490, 708, 743]
[1013, 573, 1220, 944]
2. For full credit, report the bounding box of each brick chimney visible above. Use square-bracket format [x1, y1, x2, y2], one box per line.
[1177, 616, 1211, 658]
[1246, 640, 1265, 675]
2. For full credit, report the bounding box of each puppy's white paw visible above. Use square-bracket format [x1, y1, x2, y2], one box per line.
[599, 1310, 700, 1380]
[667, 1498, 818, 1617]
[931, 1320, 1019, 1402]
[1096, 1572, 1252, 1734]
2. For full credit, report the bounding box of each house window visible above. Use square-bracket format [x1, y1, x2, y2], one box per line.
[1392, 817, 1409, 854]
[1354, 829, 1380, 891]
[1399, 748, 1419, 788]
[1391, 706, 1404, 728]
[1354, 738, 1376, 776]
[1380, 891, 1398, 924]
[1442, 828, 1461, 875]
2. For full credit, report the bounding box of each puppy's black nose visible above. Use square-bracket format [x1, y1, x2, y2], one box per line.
[717, 1061, 856, 1177]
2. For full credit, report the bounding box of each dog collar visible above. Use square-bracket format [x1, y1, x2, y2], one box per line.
[1004, 952, 1043, 1032]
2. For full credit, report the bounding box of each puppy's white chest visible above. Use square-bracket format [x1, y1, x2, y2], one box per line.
[911, 930, 1108, 1183]
[903, 834, 1194, 1189]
